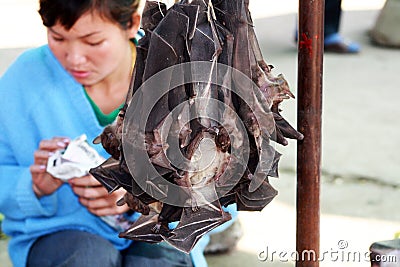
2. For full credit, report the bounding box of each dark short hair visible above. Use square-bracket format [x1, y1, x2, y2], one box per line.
[39, 0, 140, 30]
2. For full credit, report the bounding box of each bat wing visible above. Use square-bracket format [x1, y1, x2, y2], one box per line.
[267, 151, 281, 178]
[164, 201, 232, 253]
[89, 157, 120, 193]
[236, 179, 277, 211]
[119, 213, 168, 243]
[141, 1, 167, 32]
[248, 137, 278, 192]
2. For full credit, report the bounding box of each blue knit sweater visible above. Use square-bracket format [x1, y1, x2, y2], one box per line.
[0, 45, 237, 267]
[0, 45, 135, 266]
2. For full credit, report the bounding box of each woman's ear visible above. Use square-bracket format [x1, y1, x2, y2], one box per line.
[128, 12, 141, 39]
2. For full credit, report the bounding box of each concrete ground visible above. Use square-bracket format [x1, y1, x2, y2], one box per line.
[1, 0, 399, 266]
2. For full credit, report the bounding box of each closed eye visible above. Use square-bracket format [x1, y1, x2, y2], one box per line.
[51, 36, 64, 42]
[87, 40, 104, 46]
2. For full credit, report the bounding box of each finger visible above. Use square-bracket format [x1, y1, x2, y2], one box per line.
[78, 188, 128, 210]
[38, 138, 69, 151]
[52, 136, 71, 143]
[88, 204, 130, 217]
[72, 185, 108, 199]
[69, 175, 102, 187]
[32, 183, 45, 198]
[31, 171, 63, 197]
[31, 171, 59, 185]
[30, 164, 47, 173]
[34, 150, 55, 165]
[79, 196, 115, 210]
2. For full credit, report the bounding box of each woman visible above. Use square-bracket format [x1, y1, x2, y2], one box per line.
[0, 0, 194, 266]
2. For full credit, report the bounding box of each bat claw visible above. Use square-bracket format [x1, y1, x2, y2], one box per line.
[191, 198, 200, 212]
[152, 223, 161, 233]
[192, 205, 200, 212]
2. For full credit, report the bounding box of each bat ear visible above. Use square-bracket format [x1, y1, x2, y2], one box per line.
[93, 135, 102, 144]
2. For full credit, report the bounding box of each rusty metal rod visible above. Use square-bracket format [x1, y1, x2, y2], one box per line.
[296, 0, 324, 266]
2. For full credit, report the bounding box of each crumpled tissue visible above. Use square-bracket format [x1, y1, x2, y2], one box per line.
[46, 134, 105, 181]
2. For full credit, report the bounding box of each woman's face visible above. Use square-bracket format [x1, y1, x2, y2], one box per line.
[48, 11, 138, 86]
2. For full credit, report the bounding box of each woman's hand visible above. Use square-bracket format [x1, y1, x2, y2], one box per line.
[30, 137, 69, 198]
[69, 175, 129, 216]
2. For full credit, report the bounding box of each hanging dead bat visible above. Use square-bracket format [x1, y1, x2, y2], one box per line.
[91, 0, 304, 254]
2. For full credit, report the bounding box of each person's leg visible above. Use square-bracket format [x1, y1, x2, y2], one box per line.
[324, 0, 360, 53]
[27, 230, 122, 267]
[294, 0, 341, 43]
[122, 241, 193, 267]
[325, 0, 342, 37]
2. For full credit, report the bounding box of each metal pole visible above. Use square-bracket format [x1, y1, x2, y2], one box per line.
[296, 0, 324, 266]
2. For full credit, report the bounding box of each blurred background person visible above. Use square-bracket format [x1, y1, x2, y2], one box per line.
[324, 0, 361, 53]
